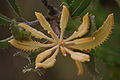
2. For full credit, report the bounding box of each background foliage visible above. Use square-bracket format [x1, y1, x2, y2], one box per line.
[0, 0, 120, 80]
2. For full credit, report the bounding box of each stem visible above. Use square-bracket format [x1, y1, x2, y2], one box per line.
[0, 35, 13, 42]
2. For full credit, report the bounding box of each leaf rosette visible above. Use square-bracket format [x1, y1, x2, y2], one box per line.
[8, 6, 114, 75]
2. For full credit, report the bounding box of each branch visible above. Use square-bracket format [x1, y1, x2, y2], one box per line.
[0, 36, 13, 42]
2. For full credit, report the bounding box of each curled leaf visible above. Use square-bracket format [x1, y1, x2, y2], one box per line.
[35, 46, 58, 63]
[36, 48, 59, 68]
[65, 13, 90, 41]
[67, 14, 114, 51]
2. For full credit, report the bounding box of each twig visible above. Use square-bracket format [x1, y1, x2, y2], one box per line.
[21, 20, 39, 26]
[0, 35, 13, 42]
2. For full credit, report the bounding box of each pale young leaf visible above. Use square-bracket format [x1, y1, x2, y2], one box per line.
[18, 23, 54, 42]
[36, 49, 52, 63]
[66, 37, 95, 44]
[70, 52, 90, 62]
[77, 13, 90, 37]
[64, 47, 90, 62]
[35, 12, 58, 41]
[67, 14, 114, 51]
[35, 46, 58, 63]
[35, 12, 53, 32]
[65, 13, 90, 41]
[36, 59, 56, 69]
[60, 6, 69, 40]
[36, 48, 59, 68]
[8, 39, 44, 51]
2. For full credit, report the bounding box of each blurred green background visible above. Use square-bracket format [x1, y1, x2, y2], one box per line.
[0, 0, 120, 80]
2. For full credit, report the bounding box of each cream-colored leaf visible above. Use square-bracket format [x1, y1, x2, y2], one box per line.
[35, 12, 53, 32]
[77, 13, 90, 37]
[75, 61, 84, 76]
[67, 14, 114, 51]
[8, 39, 47, 51]
[35, 59, 56, 69]
[64, 47, 90, 62]
[60, 6, 69, 40]
[66, 37, 95, 45]
[18, 23, 54, 42]
[35, 12, 58, 41]
[35, 48, 59, 68]
[70, 52, 90, 62]
[65, 13, 90, 41]
[35, 45, 58, 63]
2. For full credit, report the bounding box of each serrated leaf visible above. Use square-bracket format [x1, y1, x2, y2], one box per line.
[0, 42, 11, 48]
[67, 14, 114, 51]
[18, 23, 54, 42]
[66, 0, 92, 16]
[6, 0, 20, 16]
[9, 39, 44, 51]
[0, 13, 11, 24]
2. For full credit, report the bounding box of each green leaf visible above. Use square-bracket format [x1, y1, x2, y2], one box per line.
[0, 42, 11, 48]
[64, 0, 92, 16]
[109, 66, 120, 80]
[64, 0, 73, 5]
[0, 13, 11, 24]
[65, 16, 81, 37]
[6, 0, 20, 16]
[85, 55, 103, 80]
[10, 20, 31, 40]
[93, 44, 120, 66]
